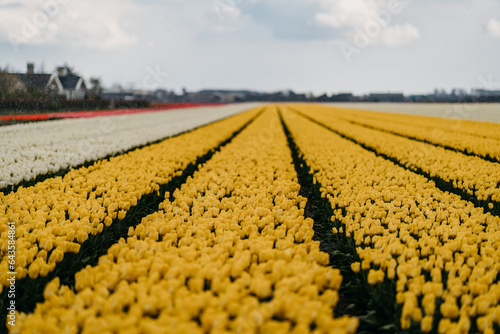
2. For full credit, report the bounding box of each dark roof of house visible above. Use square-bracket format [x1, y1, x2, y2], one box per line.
[15, 73, 51, 90]
[58, 75, 81, 90]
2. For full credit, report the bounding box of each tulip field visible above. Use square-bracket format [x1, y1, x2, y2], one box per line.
[1, 104, 499, 333]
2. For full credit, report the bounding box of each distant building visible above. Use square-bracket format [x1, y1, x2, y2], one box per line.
[12, 63, 87, 100]
[367, 93, 405, 102]
[330, 93, 354, 102]
[470, 89, 500, 102]
[189, 91, 221, 103]
[14, 63, 51, 92]
[46, 66, 87, 100]
[471, 89, 500, 97]
[101, 87, 155, 101]
[315, 94, 330, 102]
[196, 90, 253, 103]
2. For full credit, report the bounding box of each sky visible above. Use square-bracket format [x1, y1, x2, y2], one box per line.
[0, 0, 499, 96]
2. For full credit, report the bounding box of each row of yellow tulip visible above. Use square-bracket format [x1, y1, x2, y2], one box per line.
[0, 108, 261, 290]
[317, 106, 500, 162]
[291, 105, 500, 207]
[13, 107, 358, 333]
[282, 107, 500, 333]
[325, 105, 500, 141]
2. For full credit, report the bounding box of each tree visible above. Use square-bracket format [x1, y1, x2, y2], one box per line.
[0, 70, 23, 97]
[89, 77, 103, 98]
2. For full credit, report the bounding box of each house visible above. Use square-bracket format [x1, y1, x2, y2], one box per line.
[471, 89, 500, 97]
[329, 93, 354, 102]
[10, 63, 50, 92]
[367, 93, 406, 102]
[46, 66, 87, 100]
[13, 63, 87, 100]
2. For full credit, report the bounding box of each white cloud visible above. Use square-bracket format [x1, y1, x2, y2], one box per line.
[315, 0, 381, 29]
[0, 0, 138, 50]
[380, 23, 420, 46]
[59, 15, 138, 50]
[212, 0, 242, 21]
[487, 18, 500, 38]
[314, 0, 419, 46]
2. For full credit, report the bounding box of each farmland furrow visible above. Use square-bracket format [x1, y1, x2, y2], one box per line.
[13, 107, 358, 333]
[282, 107, 500, 333]
[278, 110, 390, 332]
[0, 107, 262, 291]
[315, 106, 500, 163]
[290, 107, 500, 217]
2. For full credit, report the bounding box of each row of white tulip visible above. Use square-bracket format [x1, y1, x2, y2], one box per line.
[0, 103, 260, 189]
